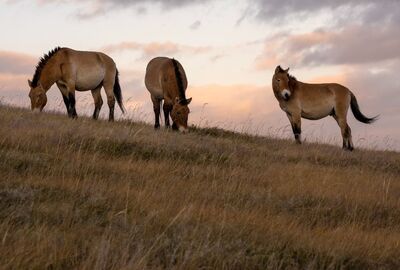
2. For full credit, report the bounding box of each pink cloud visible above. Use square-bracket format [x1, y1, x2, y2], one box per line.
[256, 25, 400, 70]
[0, 51, 37, 75]
[0, 73, 30, 92]
[102, 41, 212, 59]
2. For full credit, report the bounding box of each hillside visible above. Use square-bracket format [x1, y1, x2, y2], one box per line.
[1, 105, 400, 269]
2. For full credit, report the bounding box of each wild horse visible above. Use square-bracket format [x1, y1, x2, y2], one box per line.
[272, 66, 378, 151]
[28, 47, 125, 121]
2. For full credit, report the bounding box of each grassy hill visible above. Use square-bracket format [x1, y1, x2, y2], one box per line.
[1, 105, 400, 269]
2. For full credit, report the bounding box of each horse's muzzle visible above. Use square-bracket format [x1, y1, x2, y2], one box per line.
[282, 89, 291, 101]
[284, 93, 290, 100]
[179, 126, 189, 133]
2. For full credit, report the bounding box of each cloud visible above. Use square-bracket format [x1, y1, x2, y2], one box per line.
[93, 0, 209, 9]
[102, 41, 212, 59]
[0, 51, 37, 75]
[247, 0, 400, 26]
[255, 24, 400, 69]
[187, 84, 276, 130]
[190, 20, 201, 30]
[300, 26, 400, 66]
[0, 74, 31, 93]
[33, 0, 213, 18]
[0, 51, 37, 97]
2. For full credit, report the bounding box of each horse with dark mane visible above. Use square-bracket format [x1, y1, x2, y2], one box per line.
[28, 47, 125, 121]
[272, 65, 378, 151]
[145, 57, 192, 133]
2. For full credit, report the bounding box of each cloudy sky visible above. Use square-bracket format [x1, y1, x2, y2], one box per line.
[1, 0, 399, 150]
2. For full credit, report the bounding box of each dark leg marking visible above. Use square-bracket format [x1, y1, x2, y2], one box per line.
[344, 125, 354, 151]
[163, 103, 172, 128]
[154, 103, 160, 129]
[293, 125, 302, 144]
[93, 107, 100, 120]
[68, 93, 77, 118]
[62, 95, 70, 115]
[109, 106, 115, 122]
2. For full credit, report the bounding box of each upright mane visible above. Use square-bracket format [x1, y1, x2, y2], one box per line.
[171, 58, 187, 104]
[288, 74, 298, 91]
[31, 47, 62, 87]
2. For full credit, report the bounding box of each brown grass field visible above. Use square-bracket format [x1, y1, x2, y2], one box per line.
[0, 105, 400, 269]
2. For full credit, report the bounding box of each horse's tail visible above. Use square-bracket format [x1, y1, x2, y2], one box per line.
[114, 69, 125, 113]
[171, 58, 186, 104]
[350, 92, 378, 124]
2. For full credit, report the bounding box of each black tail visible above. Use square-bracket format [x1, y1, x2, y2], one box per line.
[350, 92, 378, 124]
[113, 69, 125, 113]
[171, 58, 187, 104]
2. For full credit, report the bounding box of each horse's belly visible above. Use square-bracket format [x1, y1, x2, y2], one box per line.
[75, 68, 105, 91]
[301, 107, 332, 120]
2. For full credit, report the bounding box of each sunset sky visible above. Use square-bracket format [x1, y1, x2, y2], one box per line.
[1, 0, 399, 150]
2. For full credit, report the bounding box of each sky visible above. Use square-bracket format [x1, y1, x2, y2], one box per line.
[0, 0, 399, 151]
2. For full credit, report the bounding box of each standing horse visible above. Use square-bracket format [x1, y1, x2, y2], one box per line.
[28, 47, 125, 121]
[145, 57, 192, 132]
[272, 66, 377, 151]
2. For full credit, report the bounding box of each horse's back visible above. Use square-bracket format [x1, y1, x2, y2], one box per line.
[62, 48, 115, 68]
[60, 48, 116, 91]
[145, 57, 188, 99]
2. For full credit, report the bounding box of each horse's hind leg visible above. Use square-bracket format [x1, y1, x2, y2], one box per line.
[333, 113, 354, 151]
[91, 86, 103, 120]
[151, 95, 161, 129]
[103, 83, 115, 122]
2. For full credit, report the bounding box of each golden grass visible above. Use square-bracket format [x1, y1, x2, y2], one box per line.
[0, 105, 399, 269]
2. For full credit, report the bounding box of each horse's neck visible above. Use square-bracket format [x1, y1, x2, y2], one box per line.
[40, 60, 61, 91]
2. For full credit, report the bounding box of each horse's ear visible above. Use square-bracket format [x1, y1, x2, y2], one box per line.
[275, 66, 282, 74]
[186, 97, 192, 104]
[28, 79, 32, 87]
[284, 67, 290, 73]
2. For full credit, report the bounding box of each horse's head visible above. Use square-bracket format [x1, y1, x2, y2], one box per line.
[28, 80, 47, 112]
[171, 97, 192, 133]
[273, 65, 293, 101]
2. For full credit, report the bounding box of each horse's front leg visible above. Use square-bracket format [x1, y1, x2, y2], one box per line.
[57, 83, 73, 117]
[287, 113, 302, 144]
[151, 95, 161, 129]
[67, 89, 77, 118]
[163, 102, 172, 128]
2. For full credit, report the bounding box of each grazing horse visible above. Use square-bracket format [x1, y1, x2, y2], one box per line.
[272, 66, 378, 151]
[28, 47, 125, 121]
[145, 57, 192, 132]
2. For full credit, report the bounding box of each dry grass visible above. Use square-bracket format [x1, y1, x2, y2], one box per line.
[0, 105, 399, 269]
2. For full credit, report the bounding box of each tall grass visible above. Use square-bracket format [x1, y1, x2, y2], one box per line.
[0, 105, 399, 269]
